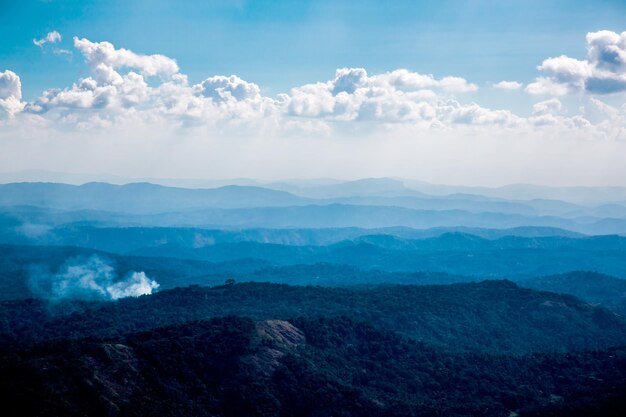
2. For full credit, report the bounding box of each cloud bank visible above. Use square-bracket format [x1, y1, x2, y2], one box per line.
[6, 36, 508, 131]
[1, 31, 626, 185]
[3, 31, 623, 135]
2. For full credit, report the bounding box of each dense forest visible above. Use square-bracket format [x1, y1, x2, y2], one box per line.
[2, 281, 626, 353]
[2, 181, 626, 415]
[2, 316, 626, 417]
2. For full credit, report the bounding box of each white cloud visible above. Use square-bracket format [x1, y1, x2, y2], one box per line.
[493, 80, 523, 90]
[525, 77, 571, 95]
[0, 70, 25, 119]
[25, 38, 282, 130]
[444, 102, 520, 126]
[285, 68, 479, 124]
[0, 70, 21, 100]
[528, 56, 590, 95]
[588, 97, 620, 118]
[587, 31, 626, 72]
[33, 31, 62, 47]
[370, 69, 478, 93]
[14, 38, 507, 130]
[332, 67, 368, 94]
[527, 98, 597, 129]
[53, 48, 72, 56]
[73, 37, 180, 78]
[532, 98, 562, 115]
[438, 76, 478, 93]
[528, 30, 626, 95]
[4, 34, 626, 186]
[194, 75, 261, 102]
[0, 34, 621, 143]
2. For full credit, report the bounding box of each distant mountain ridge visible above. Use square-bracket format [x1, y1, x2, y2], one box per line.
[4, 172, 626, 204]
[4, 201, 626, 234]
[0, 182, 311, 213]
[3, 181, 626, 220]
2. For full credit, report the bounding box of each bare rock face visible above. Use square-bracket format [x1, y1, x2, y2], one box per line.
[242, 320, 306, 377]
[80, 343, 140, 415]
[256, 320, 306, 348]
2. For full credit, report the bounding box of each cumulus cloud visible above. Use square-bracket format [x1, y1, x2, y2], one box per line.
[0, 70, 25, 118]
[29, 72, 142, 113]
[0, 70, 22, 100]
[446, 102, 520, 126]
[28, 255, 159, 301]
[438, 76, 479, 93]
[332, 67, 368, 94]
[194, 75, 261, 101]
[33, 31, 62, 47]
[494, 80, 523, 90]
[285, 67, 482, 124]
[532, 98, 562, 115]
[527, 30, 626, 95]
[73, 37, 180, 78]
[24, 38, 281, 129]
[370, 68, 478, 93]
[526, 98, 597, 129]
[525, 77, 570, 95]
[9, 37, 523, 131]
[0, 34, 622, 140]
[18, 36, 538, 152]
[28, 38, 163, 116]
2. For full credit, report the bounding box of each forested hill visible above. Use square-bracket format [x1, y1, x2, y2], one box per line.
[522, 271, 626, 316]
[2, 316, 625, 417]
[3, 280, 626, 354]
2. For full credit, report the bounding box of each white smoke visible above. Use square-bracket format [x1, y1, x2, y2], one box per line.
[29, 255, 159, 301]
[106, 271, 157, 299]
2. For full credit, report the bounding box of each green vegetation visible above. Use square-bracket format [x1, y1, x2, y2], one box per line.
[522, 271, 626, 316]
[2, 316, 625, 417]
[2, 281, 625, 354]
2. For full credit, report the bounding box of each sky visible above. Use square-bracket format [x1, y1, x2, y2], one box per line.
[2, 0, 626, 186]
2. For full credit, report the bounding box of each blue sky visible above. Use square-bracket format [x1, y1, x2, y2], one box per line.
[2, 0, 626, 185]
[4, 0, 626, 100]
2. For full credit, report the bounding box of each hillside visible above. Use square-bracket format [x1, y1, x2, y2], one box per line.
[2, 316, 625, 417]
[2, 281, 626, 354]
[6, 226, 626, 281]
[522, 271, 626, 316]
[0, 244, 479, 300]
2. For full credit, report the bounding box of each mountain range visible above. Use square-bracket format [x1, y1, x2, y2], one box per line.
[3, 178, 626, 416]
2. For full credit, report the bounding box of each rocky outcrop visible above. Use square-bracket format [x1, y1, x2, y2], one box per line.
[241, 320, 306, 377]
[80, 343, 140, 415]
[255, 320, 306, 348]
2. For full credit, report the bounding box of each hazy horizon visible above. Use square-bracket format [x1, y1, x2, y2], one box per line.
[5, 169, 626, 189]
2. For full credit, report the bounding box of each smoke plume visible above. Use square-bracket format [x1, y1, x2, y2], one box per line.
[29, 255, 159, 301]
